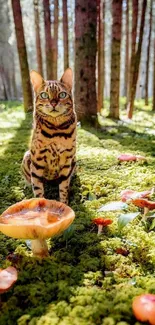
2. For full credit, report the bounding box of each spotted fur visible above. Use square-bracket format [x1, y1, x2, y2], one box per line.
[22, 68, 76, 204]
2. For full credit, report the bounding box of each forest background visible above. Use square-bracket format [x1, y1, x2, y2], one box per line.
[1, 1, 155, 324]
[1, 0, 155, 121]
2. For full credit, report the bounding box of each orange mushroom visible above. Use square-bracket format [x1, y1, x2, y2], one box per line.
[132, 294, 155, 325]
[0, 198, 75, 258]
[92, 218, 113, 235]
[0, 266, 18, 294]
[132, 198, 155, 218]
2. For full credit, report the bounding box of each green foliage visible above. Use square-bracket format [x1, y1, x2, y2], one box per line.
[1, 101, 155, 324]
[118, 212, 140, 232]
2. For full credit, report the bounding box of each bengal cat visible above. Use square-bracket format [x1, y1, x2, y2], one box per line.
[22, 68, 76, 204]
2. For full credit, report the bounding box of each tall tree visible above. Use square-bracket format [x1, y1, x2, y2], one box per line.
[124, 0, 129, 98]
[145, 0, 153, 106]
[43, 0, 53, 80]
[62, 0, 69, 70]
[127, 0, 147, 119]
[11, 0, 33, 112]
[74, 0, 97, 122]
[53, 0, 58, 79]
[97, 0, 105, 113]
[0, 0, 17, 100]
[153, 38, 155, 111]
[33, 0, 43, 76]
[12, 51, 17, 99]
[109, 0, 123, 119]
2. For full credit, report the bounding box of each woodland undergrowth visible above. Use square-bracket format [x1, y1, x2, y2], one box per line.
[0, 100, 155, 325]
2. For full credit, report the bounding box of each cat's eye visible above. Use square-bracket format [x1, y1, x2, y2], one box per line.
[59, 92, 67, 99]
[40, 92, 49, 99]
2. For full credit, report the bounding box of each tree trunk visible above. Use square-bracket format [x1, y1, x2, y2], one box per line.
[11, 0, 33, 112]
[53, 0, 58, 79]
[126, 0, 138, 108]
[145, 0, 153, 106]
[74, 0, 97, 123]
[127, 0, 147, 119]
[43, 0, 53, 80]
[97, 0, 105, 113]
[109, 0, 123, 119]
[33, 0, 43, 76]
[12, 52, 17, 99]
[62, 0, 69, 70]
[153, 38, 155, 111]
[1, 68, 10, 100]
[124, 0, 129, 98]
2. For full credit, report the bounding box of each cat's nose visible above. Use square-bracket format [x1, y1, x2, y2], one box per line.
[50, 100, 57, 108]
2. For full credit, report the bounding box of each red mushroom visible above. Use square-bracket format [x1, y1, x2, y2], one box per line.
[132, 294, 155, 325]
[132, 198, 155, 218]
[92, 218, 113, 235]
[0, 266, 18, 294]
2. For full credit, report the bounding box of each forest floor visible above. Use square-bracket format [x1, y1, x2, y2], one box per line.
[0, 100, 155, 325]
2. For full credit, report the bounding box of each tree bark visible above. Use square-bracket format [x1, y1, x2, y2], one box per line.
[62, 0, 69, 70]
[11, 0, 33, 112]
[124, 0, 129, 98]
[109, 0, 123, 119]
[97, 0, 105, 113]
[153, 38, 155, 111]
[74, 0, 97, 123]
[33, 0, 43, 76]
[145, 0, 153, 106]
[127, 0, 147, 119]
[12, 52, 17, 99]
[53, 0, 58, 79]
[43, 0, 53, 80]
[126, 0, 138, 107]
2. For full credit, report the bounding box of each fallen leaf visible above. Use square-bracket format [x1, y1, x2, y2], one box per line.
[115, 247, 129, 256]
[118, 212, 140, 231]
[98, 201, 128, 212]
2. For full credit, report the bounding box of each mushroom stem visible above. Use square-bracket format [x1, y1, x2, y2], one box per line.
[31, 239, 49, 258]
[98, 225, 103, 235]
[142, 207, 150, 221]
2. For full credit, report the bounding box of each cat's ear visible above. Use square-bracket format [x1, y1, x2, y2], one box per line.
[30, 70, 45, 92]
[60, 68, 73, 90]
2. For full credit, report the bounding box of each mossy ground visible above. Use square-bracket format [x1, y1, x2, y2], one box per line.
[0, 100, 155, 325]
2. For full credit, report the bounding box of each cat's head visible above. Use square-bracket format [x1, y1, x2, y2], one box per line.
[30, 68, 73, 118]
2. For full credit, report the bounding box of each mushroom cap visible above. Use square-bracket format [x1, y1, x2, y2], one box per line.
[0, 198, 75, 239]
[118, 154, 137, 161]
[121, 189, 151, 202]
[0, 266, 18, 294]
[92, 218, 113, 226]
[132, 294, 155, 325]
[132, 198, 149, 208]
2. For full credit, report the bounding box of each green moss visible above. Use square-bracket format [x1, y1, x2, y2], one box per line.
[0, 100, 155, 324]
